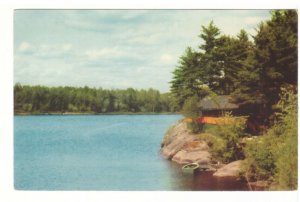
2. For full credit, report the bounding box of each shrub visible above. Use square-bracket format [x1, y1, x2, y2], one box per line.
[197, 132, 227, 163]
[272, 87, 297, 190]
[243, 134, 277, 181]
[181, 95, 201, 118]
[181, 96, 202, 133]
[243, 87, 297, 190]
[205, 113, 247, 163]
[186, 121, 202, 133]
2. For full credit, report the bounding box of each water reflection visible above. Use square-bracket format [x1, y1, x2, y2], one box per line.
[162, 160, 249, 191]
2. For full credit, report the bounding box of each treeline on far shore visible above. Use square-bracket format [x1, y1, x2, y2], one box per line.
[14, 84, 178, 114]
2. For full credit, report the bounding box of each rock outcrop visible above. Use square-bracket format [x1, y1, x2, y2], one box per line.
[213, 160, 244, 177]
[172, 150, 211, 165]
[160, 120, 245, 178]
[160, 120, 213, 167]
[160, 120, 198, 159]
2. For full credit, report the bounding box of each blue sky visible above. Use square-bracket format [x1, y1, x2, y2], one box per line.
[14, 10, 271, 92]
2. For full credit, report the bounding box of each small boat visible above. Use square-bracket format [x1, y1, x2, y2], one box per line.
[198, 164, 210, 171]
[182, 163, 200, 174]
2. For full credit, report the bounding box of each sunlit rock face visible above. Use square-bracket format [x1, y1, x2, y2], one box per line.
[213, 160, 244, 177]
[161, 120, 212, 166]
[161, 121, 244, 177]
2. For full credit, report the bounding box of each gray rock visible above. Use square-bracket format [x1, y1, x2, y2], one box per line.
[160, 133, 197, 159]
[160, 120, 214, 169]
[213, 160, 244, 177]
[172, 150, 211, 165]
[161, 120, 189, 147]
[160, 120, 198, 159]
[183, 140, 209, 152]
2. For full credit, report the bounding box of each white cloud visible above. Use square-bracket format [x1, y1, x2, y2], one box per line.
[62, 44, 73, 51]
[39, 44, 73, 52]
[17, 43, 74, 59]
[160, 53, 174, 64]
[244, 17, 266, 25]
[84, 47, 124, 60]
[18, 42, 35, 53]
[120, 10, 148, 20]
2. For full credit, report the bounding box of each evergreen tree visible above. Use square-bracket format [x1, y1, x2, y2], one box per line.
[170, 47, 205, 107]
[230, 30, 265, 115]
[252, 10, 297, 120]
[198, 21, 223, 93]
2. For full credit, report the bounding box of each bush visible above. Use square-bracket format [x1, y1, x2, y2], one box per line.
[197, 132, 226, 159]
[204, 113, 247, 163]
[181, 96, 202, 133]
[243, 135, 277, 181]
[181, 96, 201, 118]
[186, 121, 202, 133]
[243, 87, 297, 190]
[272, 87, 297, 190]
[197, 133, 219, 147]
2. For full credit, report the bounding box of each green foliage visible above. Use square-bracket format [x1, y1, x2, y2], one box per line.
[197, 21, 224, 94]
[272, 87, 297, 190]
[181, 96, 202, 133]
[14, 84, 177, 114]
[170, 10, 297, 128]
[170, 21, 257, 109]
[22, 103, 32, 112]
[204, 114, 247, 163]
[197, 133, 219, 146]
[233, 10, 297, 122]
[200, 133, 227, 159]
[185, 121, 201, 134]
[168, 9, 297, 189]
[243, 135, 277, 181]
[181, 96, 200, 118]
[243, 87, 297, 190]
[170, 47, 208, 108]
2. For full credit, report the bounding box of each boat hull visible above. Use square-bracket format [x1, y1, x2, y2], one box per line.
[182, 163, 200, 174]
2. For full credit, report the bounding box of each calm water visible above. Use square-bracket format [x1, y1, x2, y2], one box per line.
[14, 115, 248, 190]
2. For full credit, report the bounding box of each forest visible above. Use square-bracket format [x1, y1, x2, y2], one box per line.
[170, 10, 297, 126]
[169, 10, 297, 190]
[14, 84, 176, 114]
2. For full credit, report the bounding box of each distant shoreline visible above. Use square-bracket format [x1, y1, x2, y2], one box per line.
[14, 112, 180, 116]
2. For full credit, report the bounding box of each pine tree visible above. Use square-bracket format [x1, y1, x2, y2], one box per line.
[198, 21, 223, 93]
[170, 47, 206, 107]
[252, 10, 298, 119]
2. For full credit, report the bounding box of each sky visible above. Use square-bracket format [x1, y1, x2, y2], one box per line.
[14, 10, 271, 93]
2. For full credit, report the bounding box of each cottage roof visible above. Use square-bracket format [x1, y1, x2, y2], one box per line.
[199, 95, 238, 111]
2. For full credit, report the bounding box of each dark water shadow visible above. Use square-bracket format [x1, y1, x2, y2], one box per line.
[164, 161, 250, 191]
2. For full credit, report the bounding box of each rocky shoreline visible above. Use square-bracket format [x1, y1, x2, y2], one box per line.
[160, 120, 244, 177]
[160, 120, 270, 190]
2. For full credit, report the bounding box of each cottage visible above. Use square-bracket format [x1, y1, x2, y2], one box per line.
[197, 95, 259, 133]
[199, 95, 239, 117]
[184, 95, 258, 133]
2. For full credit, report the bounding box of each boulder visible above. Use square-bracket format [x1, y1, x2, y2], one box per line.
[160, 120, 199, 159]
[183, 140, 209, 151]
[172, 150, 211, 165]
[160, 133, 197, 159]
[161, 120, 189, 147]
[213, 160, 244, 177]
[160, 120, 214, 169]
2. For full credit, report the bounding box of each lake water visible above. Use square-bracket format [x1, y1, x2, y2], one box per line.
[14, 115, 249, 191]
